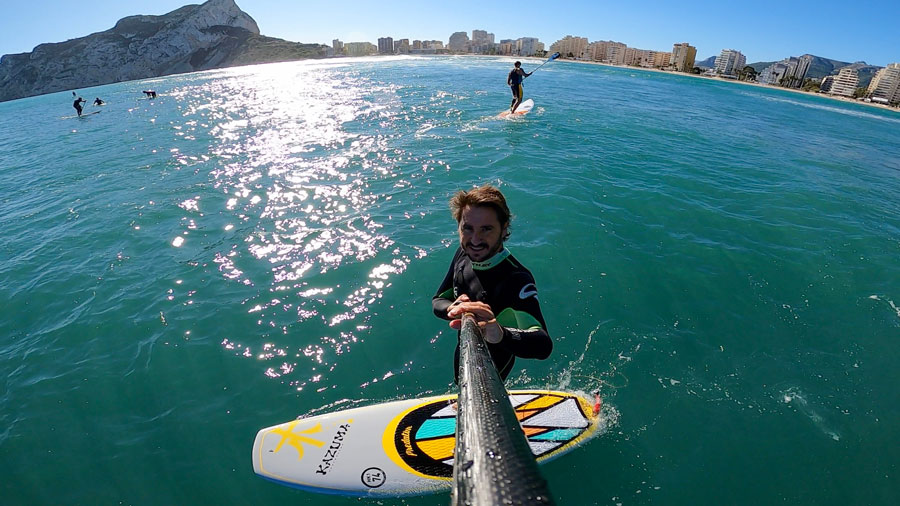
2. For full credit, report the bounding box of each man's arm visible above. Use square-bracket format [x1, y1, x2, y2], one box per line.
[432, 249, 461, 320]
[493, 272, 552, 359]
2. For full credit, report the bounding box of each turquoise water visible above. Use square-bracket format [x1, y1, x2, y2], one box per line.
[1, 55, 898, 505]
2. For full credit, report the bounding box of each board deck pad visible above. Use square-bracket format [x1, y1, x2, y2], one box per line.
[499, 98, 534, 117]
[253, 390, 600, 496]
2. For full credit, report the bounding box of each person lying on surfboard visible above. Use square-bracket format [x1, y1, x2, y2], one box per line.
[93, 97, 104, 106]
[507, 61, 533, 113]
[432, 184, 552, 383]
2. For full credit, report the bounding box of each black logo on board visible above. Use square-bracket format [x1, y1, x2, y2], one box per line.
[361, 467, 386, 488]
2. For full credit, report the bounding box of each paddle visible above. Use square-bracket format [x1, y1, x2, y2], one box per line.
[527, 52, 561, 76]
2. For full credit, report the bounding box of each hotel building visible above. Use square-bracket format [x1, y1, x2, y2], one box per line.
[714, 49, 746, 76]
[829, 67, 860, 97]
[670, 43, 697, 72]
[758, 55, 812, 87]
[448, 32, 469, 52]
[377, 37, 394, 54]
[345, 42, 376, 57]
[867, 63, 900, 105]
[551, 36, 589, 60]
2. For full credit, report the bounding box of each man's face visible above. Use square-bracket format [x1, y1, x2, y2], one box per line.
[458, 205, 506, 262]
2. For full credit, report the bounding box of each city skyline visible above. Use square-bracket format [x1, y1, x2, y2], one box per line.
[2, 0, 898, 67]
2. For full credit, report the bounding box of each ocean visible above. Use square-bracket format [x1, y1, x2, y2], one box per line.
[1, 55, 898, 505]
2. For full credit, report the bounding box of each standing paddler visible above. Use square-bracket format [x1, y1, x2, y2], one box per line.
[507, 61, 533, 114]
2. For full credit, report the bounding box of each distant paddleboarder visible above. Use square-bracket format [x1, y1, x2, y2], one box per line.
[507, 61, 532, 114]
[73, 96, 86, 116]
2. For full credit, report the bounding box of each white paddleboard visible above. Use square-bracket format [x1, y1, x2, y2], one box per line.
[499, 98, 534, 117]
[252, 389, 601, 496]
[61, 110, 101, 119]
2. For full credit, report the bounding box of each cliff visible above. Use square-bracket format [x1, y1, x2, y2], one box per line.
[0, 0, 327, 102]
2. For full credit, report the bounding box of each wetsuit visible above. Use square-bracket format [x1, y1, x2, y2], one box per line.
[433, 247, 552, 381]
[73, 98, 85, 116]
[508, 69, 524, 102]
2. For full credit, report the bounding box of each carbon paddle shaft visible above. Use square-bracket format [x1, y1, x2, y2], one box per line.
[451, 314, 555, 505]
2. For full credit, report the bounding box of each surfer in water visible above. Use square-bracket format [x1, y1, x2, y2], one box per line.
[143, 90, 157, 99]
[432, 184, 552, 382]
[507, 61, 532, 113]
[93, 97, 104, 106]
[73, 96, 86, 116]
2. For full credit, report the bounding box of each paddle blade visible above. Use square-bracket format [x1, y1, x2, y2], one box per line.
[550, 52, 560, 60]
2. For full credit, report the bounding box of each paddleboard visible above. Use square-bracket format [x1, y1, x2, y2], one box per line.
[499, 98, 534, 117]
[252, 390, 600, 496]
[61, 110, 101, 119]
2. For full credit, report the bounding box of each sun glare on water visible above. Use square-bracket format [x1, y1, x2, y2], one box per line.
[165, 60, 430, 390]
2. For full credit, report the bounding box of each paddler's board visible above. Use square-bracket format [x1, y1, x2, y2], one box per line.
[252, 389, 600, 496]
[499, 98, 534, 117]
[61, 110, 101, 119]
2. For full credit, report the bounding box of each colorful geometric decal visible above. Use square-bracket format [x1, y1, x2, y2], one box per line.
[390, 391, 595, 479]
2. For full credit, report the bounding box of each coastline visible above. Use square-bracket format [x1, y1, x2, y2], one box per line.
[559, 58, 900, 114]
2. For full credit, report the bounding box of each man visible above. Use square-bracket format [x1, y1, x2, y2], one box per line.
[432, 184, 552, 382]
[507, 61, 532, 113]
[93, 97, 104, 106]
[73, 95, 86, 116]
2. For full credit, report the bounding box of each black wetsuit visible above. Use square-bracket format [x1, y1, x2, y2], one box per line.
[432, 247, 552, 381]
[508, 69, 524, 100]
[73, 98, 85, 115]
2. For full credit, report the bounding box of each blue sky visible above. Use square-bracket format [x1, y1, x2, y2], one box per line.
[2, 0, 897, 66]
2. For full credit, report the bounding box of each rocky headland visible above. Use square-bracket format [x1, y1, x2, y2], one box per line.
[0, 0, 328, 102]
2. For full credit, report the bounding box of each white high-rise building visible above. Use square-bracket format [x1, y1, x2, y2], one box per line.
[714, 49, 746, 76]
[829, 67, 859, 97]
[758, 55, 811, 86]
[516, 37, 542, 57]
[867, 63, 900, 105]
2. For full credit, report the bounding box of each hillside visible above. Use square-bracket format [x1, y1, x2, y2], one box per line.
[0, 0, 327, 102]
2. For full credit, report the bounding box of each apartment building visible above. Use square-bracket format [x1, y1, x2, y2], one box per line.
[345, 42, 376, 57]
[551, 36, 589, 59]
[448, 32, 469, 52]
[377, 37, 394, 54]
[829, 67, 859, 97]
[867, 63, 900, 105]
[670, 43, 697, 72]
[714, 49, 746, 76]
[759, 54, 812, 87]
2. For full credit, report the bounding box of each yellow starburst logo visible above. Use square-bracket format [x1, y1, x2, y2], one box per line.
[270, 421, 325, 460]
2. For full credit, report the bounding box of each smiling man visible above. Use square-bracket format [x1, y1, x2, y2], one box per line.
[432, 184, 552, 382]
